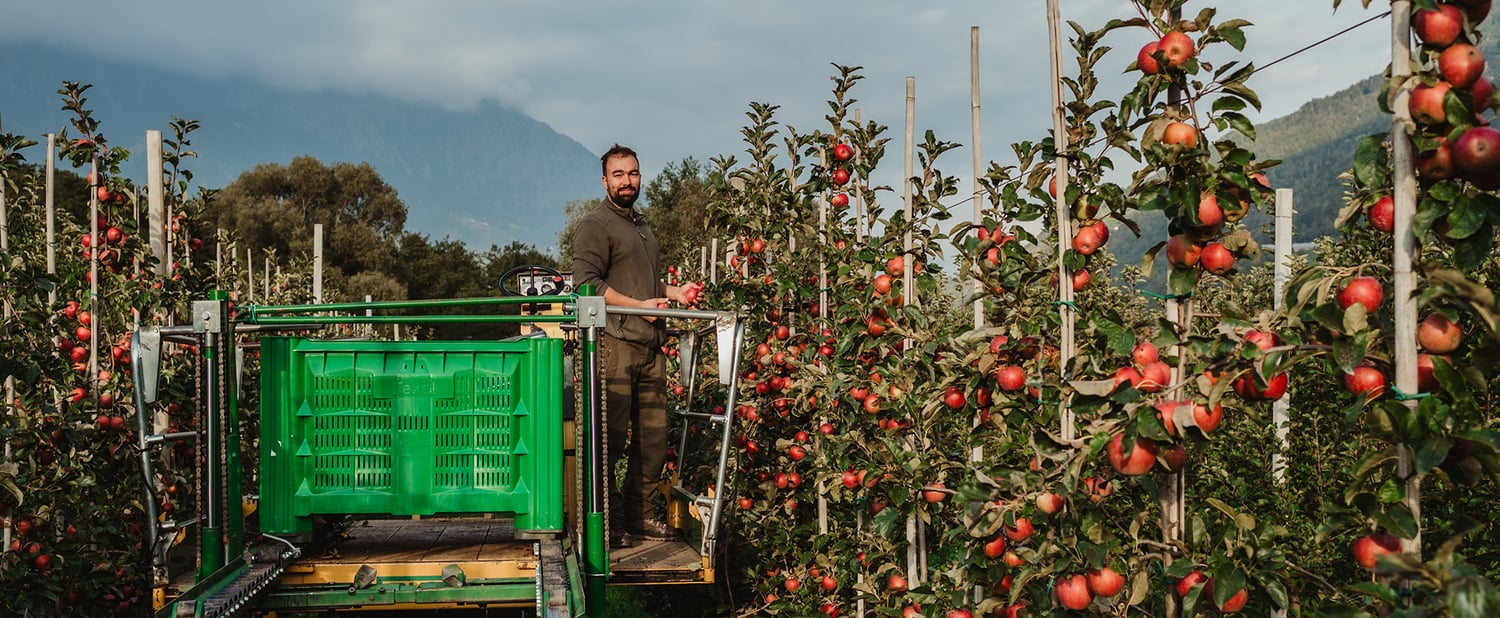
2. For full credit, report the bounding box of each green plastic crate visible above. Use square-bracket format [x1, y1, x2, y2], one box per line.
[258, 336, 564, 536]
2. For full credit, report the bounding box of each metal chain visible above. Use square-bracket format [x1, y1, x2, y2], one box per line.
[193, 334, 204, 576]
[218, 331, 230, 546]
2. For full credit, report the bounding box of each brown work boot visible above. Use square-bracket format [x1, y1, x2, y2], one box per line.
[610, 528, 638, 548]
[627, 517, 676, 541]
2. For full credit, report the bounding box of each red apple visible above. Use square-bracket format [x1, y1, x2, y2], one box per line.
[1035, 492, 1064, 514]
[830, 192, 849, 208]
[1234, 371, 1288, 401]
[1083, 476, 1112, 501]
[1418, 313, 1463, 353]
[1337, 277, 1384, 313]
[1353, 532, 1401, 570]
[1162, 121, 1198, 148]
[922, 482, 948, 503]
[1369, 195, 1395, 232]
[887, 255, 906, 276]
[995, 365, 1026, 392]
[1417, 353, 1446, 392]
[1214, 583, 1249, 613]
[1345, 365, 1387, 397]
[1072, 225, 1103, 255]
[1459, 0, 1493, 21]
[785, 577, 801, 593]
[1410, 81, 1453, 126]
[1132, 341, 1159, 365]
[1164, 234, 1201, 268]
[1176, 570, 1209, 598]
[1086, 567, 1125, 597]
[1453, 126, 1500, 180]
[788, 445, 807, 461]
[833, 143, 855, 161]
[943, 387, 966, 409]
[1441, 43, 1486, 89]
[1107, 433, 1159, 476]
[1471, 76, 1494, 111]
[832, 168, 852, 186]
[1004, 517, 1034, 542]
[1199, 242, 1235, 275]
[1197, 192, 1224, 228]
[1137, 40, 1161, 74]
[983, 535, 1007, 558]
[1418, 140, 1457, 180]
[1158, 443, 1188, 472]
[1414, 4, 1465, 47]
[887, 574, 908, 592]
[1245, 329, 1281, 351]
[1139, 361, 1171, 393]
[1113, 366, 1144, 391]
[1071, 268, 1091, 291]
[1157, 31, 1195, 69]
[1192, 401, 1224, 433]
[1055, 573, 1094, 610]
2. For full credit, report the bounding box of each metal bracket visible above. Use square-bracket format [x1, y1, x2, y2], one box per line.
[193, 300, 224, 334]
[132, 327, 164, 404]
[574, 296, 607, 330]
[715, 313, 739, 386]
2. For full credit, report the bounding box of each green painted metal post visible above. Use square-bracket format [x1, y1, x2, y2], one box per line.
[576, 285, 608, 617]
[199, 292, 228, 580]
[221, 290, 245, 568]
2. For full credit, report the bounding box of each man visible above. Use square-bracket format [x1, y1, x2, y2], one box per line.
[572, 144, 702, 548]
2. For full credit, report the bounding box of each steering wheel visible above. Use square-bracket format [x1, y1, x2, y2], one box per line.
[499, 265, 567, 297]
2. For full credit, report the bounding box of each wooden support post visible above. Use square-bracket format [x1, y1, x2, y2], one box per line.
[46, 135, 57, 306]
[903, 76, 922, 586]
[88, 157, 99, 405]
[971, 25, 985, 331]
[1046, 0, 1077, 443]
[1272, 189, 1294, 485]
[313, 223, 324, 304]
[1389, 0, 1423, 563]
[148, 131, 166, 277]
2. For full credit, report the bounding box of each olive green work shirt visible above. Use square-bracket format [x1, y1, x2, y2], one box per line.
[571, 201, 665, 346]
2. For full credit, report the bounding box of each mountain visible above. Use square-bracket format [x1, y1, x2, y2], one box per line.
[0, 44, 599, 252]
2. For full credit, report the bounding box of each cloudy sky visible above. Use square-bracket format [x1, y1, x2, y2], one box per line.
[2, 1, 1392, 201]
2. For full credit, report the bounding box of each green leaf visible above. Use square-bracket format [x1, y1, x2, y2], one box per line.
[1224, 111, 1256, 140]
[1446, 574, 1495, 618]
[1349, 581, 1400, 605]
[1127, 568, 1151, 606]
[1169, 266, 1199, 296]
[1381, 505, 1419, 539]
[1376, 477, 1405, 503]
[1212, 96, 1248, 113]
[1446, 195, 1485, 239]
[1257, 574, 1289, 609]
[1415, 436, 1453, 473]
[1217, 25, 1247, 51]
[1220, 81, 1262, 111]
[1353, 134, 1388, 187]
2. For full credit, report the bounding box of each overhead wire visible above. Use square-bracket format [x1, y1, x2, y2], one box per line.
[929, 9, 1395, 215]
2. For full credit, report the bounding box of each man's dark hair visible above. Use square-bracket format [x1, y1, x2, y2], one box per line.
[601, 143, 638, 175]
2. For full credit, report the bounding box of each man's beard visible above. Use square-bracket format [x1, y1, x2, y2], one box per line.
[610, 186, 639, 208]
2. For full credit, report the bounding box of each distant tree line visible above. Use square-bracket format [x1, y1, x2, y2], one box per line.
[210, 155, 713, 338]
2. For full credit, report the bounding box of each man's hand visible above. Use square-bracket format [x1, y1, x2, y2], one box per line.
[641, 297, 668, 322]
[666, 282, 705, 306]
